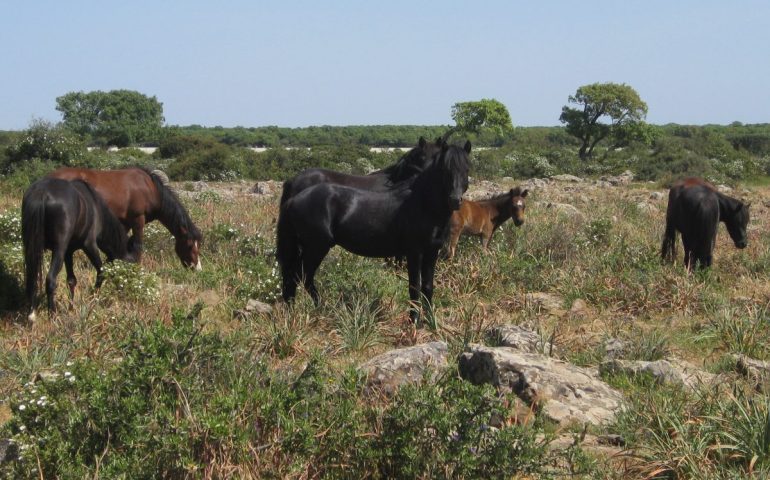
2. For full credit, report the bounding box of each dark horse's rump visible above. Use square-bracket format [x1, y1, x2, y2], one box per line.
[48, 167, 202, 269]
[22, 178, 128, 321]
[661, 177, 749, 270]
[277, 141, 471, 323]
[279, 137, 443, 206]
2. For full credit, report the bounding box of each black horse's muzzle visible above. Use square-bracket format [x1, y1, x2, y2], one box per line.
[735, 240, 748, 249]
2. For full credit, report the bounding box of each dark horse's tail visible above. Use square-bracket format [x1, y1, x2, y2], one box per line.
[275, 204, 300, 301]
[22, 186, 47, 312]
[77, 180, 128, 261]
[661, 198, 677, 262]
[279, 179, 294, 207]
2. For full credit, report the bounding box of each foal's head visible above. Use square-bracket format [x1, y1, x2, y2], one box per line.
[725, 200, 750, 249]
[509, 187, 529, 226]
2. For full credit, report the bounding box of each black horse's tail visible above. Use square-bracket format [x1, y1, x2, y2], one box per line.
[79, 181, 128, 261]
[661, 201, 677, 263]
[22, 188, 46, 311]
[276, 206, 300, 301]
[279, 179, 294, 207]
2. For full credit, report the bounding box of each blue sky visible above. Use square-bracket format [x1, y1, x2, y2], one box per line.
[1, 1, 768, 129]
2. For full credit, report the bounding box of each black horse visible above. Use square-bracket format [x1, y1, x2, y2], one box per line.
[277, 141, 471, 323]
[661, 177, 749, 270]
[279, 137, 443, 206]
[22, 178, 129, 321]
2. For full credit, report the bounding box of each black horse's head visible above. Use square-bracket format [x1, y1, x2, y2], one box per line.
[436, 140, 471, 211]
[388, 137, 443, 182]
[725, 201, 750, 249]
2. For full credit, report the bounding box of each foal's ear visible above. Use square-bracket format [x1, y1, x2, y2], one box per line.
[521, 189, 529, 198]
[418, 136, 427, 148]
[510, 187, 520, 197]
[463, 140, 472, 153]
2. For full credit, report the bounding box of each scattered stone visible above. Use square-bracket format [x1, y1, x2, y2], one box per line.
[600, 358, 717, 391]
[250, 180, 283, 196]
[551, 174, 584, 183]
[546, 202, 583, 219]
[602, 170, 634, 186]
[603, 338, 628, 360]
[635, 202, 658, 214]
[649, 191, 665, 201]
[594, 180, 613, 188]
[486, 324, 553, 354]
[598, 433, 626, 447]
[459, 346, 625, 426]
[733, 354, 770, 391]
[544, 433, 624, 457]
[522, 178, 550, 190]
[717, 184, 733, 193]
[524, 292, 566, 316]
[0, 439, 18, 464]
[361, 342, 448, 397]
[569, 299, 589, 317]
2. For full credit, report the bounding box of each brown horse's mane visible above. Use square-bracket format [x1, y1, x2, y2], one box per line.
[140, 168, 202, 242]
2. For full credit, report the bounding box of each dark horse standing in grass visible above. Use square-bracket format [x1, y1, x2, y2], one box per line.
[277, 141, 471, 323]
[22, 178, 129, 322]
[446, 187, 529, 259]
[661, 177, 750, 270]
[48, 167, 203, 269]
[279, 137, 443, 206]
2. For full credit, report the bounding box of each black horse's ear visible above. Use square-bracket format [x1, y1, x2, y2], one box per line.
[418, 136, 426, 148]
[464, 140, 472, 153]
[521, 189, 529, 198]
[435, 137, 443, 147]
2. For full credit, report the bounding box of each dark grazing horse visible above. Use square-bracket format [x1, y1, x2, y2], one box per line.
[279, 137, 443, 206]
[22, 178, 129, 322]
[48, 167, 202, 269]
[661, 177, 750, 270]
[277, 141, 471, 323]
[446, 187, 528, 259]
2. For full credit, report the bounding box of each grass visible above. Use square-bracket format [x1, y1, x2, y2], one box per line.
[1, 176, 769, 478]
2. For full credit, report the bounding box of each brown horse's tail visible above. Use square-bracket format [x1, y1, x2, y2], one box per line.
[22, 187, 47, 313]
[661, 202, 677, 263]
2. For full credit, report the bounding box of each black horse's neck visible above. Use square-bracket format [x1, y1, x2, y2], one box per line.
[716, 192, 740, 222]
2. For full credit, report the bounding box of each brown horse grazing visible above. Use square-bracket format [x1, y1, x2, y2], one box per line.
[661, 177, 749, 270]
[48, 167, 203, 269]
[446, 187, 528, 259]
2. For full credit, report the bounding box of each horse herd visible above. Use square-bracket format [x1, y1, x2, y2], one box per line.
[18, 137, 751, 324]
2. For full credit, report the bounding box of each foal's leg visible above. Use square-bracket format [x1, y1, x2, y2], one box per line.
[447, 223, 462, 260]
[406, 253, 423, 324]
[481, 223, 495, 250]
[46, 248, 66, 314]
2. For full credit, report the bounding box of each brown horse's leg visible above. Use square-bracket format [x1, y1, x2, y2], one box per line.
[127, 216, 145, 263]
[447, 226, 461, 259]
[64, 251, 77, 300]
[406, 253, 422, 324]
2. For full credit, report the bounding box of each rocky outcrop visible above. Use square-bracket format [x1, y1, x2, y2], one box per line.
[361, 342, 448, 396]
[486, 324, 553, 354]
[733, 354, 770, 391]
[524, 292, 566, 316]
[551, 174, 584, 183]
[458, 346, 624, 426]
[600, 358, 717, 390]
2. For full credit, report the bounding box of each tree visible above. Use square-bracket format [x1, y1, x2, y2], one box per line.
[559, 82, 648, 159]
[445, 99, 513, 142]
[56, 90, 164, 147]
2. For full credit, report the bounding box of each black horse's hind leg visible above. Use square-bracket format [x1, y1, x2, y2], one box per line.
[64, 251, 77, 300]
[406, 253, 423, 324]
[82, 242, 105, 289]
[46, 249, 65, 314]
[300, 245, 331, 305]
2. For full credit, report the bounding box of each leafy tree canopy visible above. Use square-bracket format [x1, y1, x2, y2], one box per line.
[559, 82, 648, 159]
[446, 99, 513, 142]
[56, 90, 164, 147]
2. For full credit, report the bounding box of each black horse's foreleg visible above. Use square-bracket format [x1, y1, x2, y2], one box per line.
[300, 246, 330, 306]
[406, 253, 423, 324]
[83, 243, 105, 289]
[46, 250, 65, 314]
[420, 248, 440, 323]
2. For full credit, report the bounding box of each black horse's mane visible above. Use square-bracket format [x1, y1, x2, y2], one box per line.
[140, 168, 202, 242]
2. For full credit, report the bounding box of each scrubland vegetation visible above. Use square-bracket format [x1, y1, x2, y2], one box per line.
[1, 120, 770, 478]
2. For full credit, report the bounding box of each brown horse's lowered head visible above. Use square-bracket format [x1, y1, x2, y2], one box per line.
[175, 226, 203, 270]
[509, 187, 529, 226]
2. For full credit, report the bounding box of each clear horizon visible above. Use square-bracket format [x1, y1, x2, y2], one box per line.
[2, 1, 769, 130]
